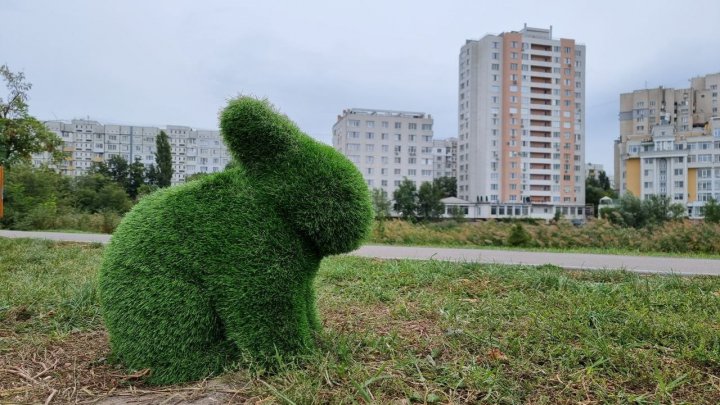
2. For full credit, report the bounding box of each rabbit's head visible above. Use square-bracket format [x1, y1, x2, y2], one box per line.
[220, 97, 373, 256]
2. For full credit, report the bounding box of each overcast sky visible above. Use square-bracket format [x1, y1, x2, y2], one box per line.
[2, 0, 719, 174]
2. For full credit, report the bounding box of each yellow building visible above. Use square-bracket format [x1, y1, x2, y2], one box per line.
[615, 73, 720, 217]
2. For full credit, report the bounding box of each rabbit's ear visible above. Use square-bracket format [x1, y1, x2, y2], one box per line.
[220, 97, 297, 167]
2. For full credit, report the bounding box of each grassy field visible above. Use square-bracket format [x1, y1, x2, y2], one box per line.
[2, 238, 720, 404]
[371, 219, 720, 257]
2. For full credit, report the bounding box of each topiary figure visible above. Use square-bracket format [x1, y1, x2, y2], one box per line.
[99, 97, 373, 385]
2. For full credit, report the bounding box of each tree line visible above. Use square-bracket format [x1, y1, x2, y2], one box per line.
[1, 131, 175, 231]
[372, 176, 457, 222]
[0, 63, 180, 230]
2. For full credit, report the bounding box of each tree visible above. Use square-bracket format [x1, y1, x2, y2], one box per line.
[703, 198, 720, 223]
[417, 181, 444, 220]
[433, 176, 457, 198]
[605, 193, 645, 228]
[1, 65, 64, 218]
[154, 130, 173, 187]
[72, 172, 132, 214]
[371, 188, 391, 220]
[1, 164, 71, 228]
[90, 155, 146, 199]
[605, 193, 679, 228]
[107, 155, 130, 190]
[88, 160, 111, 178]
[597, 171, 611, 191]
[0, 65, 64, 169]
[127, 157, 146, 199]
[371, 188, 392, 238]
[643, 194, 671, 226]
[668, 202, 687, 220]
[585, 170, 617, 217]
[96, 182, 133, 213]
[393, 178, 417, 220]
[448, 206, 466, 222]
[145, 163, 158, 186]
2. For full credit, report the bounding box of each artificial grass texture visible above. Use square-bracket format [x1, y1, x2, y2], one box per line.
[98, 97, 373, 385]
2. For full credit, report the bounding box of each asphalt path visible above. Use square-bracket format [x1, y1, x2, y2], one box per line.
[1, 230, 719, 276]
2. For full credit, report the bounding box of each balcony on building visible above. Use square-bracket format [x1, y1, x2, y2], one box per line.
[530, 130, 551, 139]
[530, 54, 552, 63]
[530, 195, 552, 203]
[530, 119, 551, 128]
[529, 152, 552, 160]
[530, 141, 551, 149]
[530, 43, 552, 52]
[530, 98, 552, 107]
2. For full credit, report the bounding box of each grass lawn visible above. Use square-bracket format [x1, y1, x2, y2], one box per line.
[2, 237, 720, 403]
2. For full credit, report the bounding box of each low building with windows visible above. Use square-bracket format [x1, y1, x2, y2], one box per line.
[439, 196, 586, 222]
[34, 119, 230, 184]
[332, 108, 434, 198]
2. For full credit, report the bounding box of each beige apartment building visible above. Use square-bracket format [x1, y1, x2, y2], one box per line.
[458, 25, 586, 211]
[615, 72, 720, 216]
[332, 108, 434, 197]
[35, 119, 230, 185]
[432, 137, 457, 179]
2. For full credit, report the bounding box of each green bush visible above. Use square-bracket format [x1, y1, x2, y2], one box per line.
[507, 223, 532, 247]
[99, 97, 373, 384]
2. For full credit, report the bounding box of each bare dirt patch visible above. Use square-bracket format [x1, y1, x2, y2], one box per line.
[0, 331, 254, 404]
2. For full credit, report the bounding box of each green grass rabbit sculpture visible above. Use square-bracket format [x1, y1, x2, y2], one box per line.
[99, 97, 373, 384]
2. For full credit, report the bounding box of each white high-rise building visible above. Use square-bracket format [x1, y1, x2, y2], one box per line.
[35, 119, 230, 185]
[332, 108, 434, 197]
[432, 138, 457, 179]
[458, 25, 586, 209]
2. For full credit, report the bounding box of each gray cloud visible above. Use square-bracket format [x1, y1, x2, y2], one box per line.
[2, 0, 719, 174]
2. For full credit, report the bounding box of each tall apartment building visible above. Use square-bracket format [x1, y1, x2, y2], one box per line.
[332, 108, 434, 197]
[432, 138, 457, 179]
[615, 73, 720, 215]
[458, 25, 586, 207]
[34, 119, 230, 184]
[586, 163, 605, 179]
